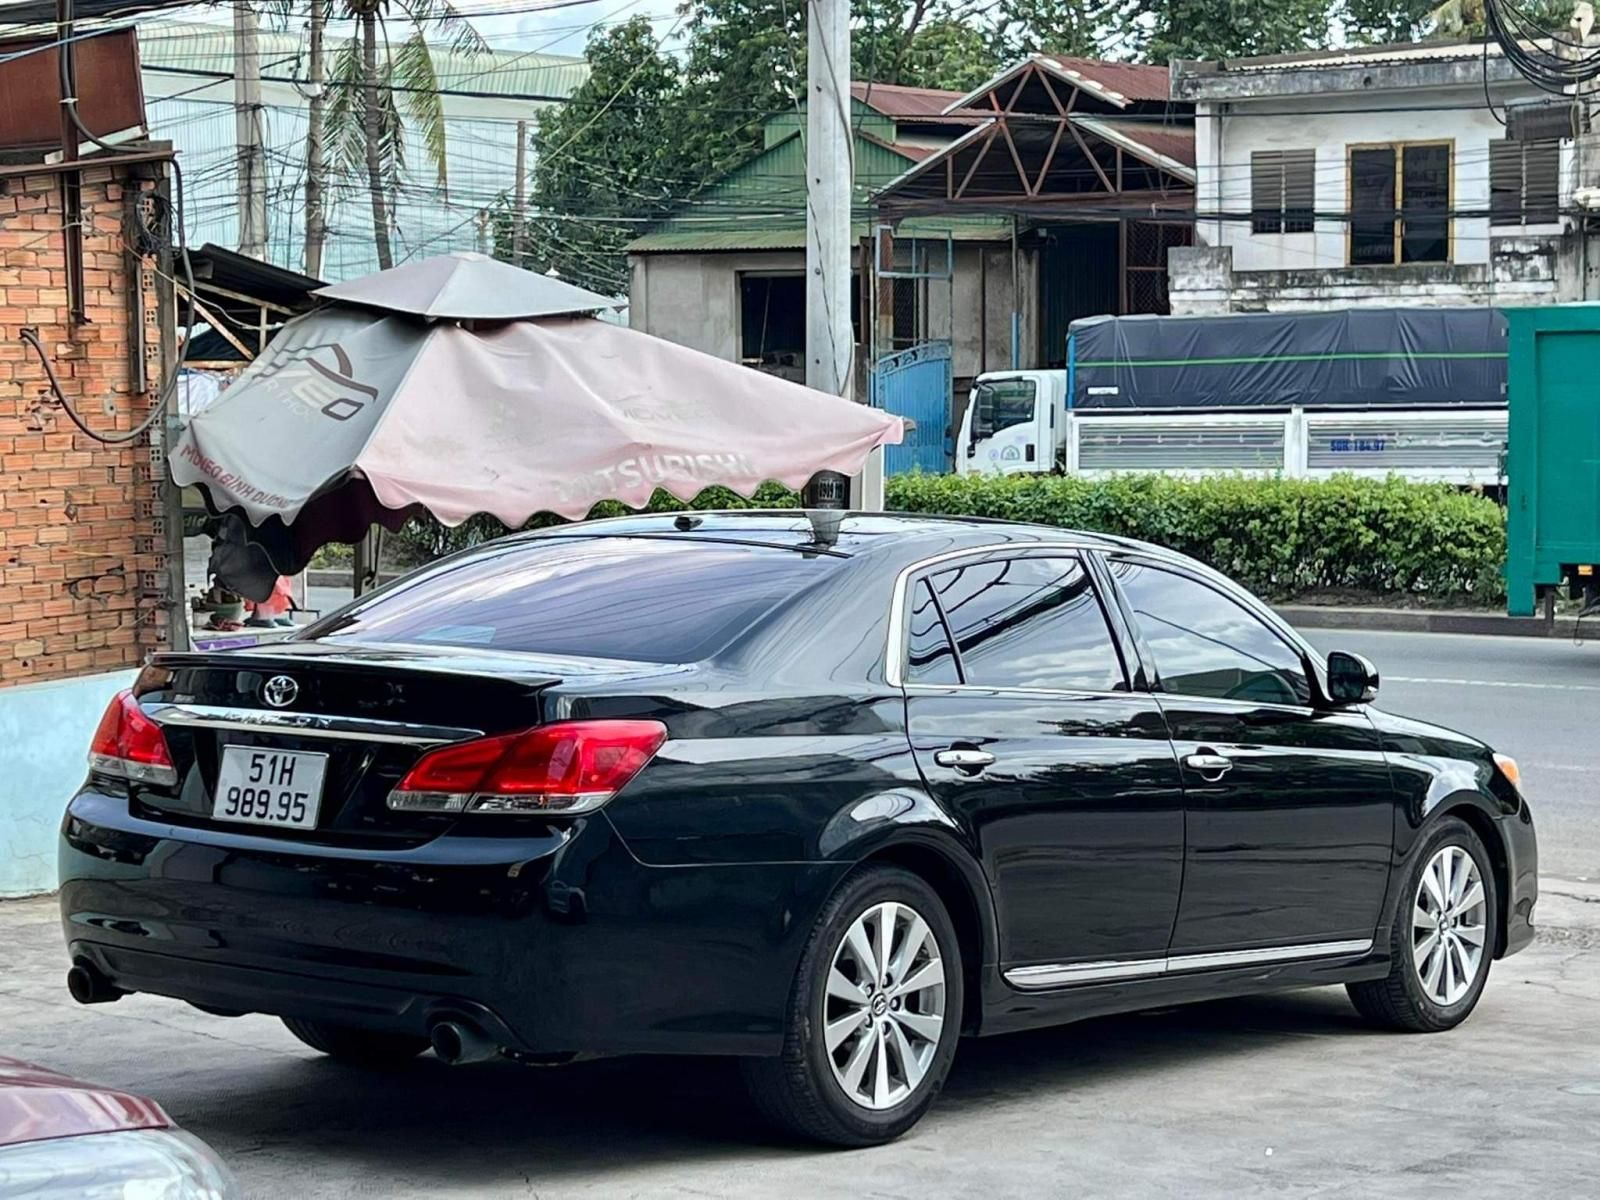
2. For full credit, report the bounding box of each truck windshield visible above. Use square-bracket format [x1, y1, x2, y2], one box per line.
[971, 379, 1037, 443]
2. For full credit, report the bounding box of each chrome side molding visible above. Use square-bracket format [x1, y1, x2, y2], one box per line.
[142, 702, 482, 747]
[1004, 938, 1374, 991]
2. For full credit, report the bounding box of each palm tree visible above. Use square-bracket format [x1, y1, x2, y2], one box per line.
[319, 0, 487, 270]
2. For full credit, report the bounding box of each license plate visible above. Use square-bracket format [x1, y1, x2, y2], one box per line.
[212, 746, 327, 830]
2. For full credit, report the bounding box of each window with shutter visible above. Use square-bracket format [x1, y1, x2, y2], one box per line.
[1490, 138, 1561, 226]
[1282, 150, 1315, 233]
[1490, 140, 1523, 224]
[1525, 139, 1560, 224]
[1251, 151, 1283, 234]
[1252, 149, 1316, 235]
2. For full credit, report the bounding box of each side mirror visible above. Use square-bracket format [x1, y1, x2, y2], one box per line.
[1326, 651, 1379, 705]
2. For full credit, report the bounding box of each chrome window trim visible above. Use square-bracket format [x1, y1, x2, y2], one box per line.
[1003, 938, 1374, 991]
[142, 703, 483, 747]
[901, 682, 1138, 702]
[884, 541, 1114, 688]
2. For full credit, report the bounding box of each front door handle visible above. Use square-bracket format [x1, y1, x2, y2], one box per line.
[1184, 752, 1233, 779]
[934, 747, 995, 772]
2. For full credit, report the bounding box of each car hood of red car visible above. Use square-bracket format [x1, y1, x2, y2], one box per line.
[0, 1057, 171, 1147]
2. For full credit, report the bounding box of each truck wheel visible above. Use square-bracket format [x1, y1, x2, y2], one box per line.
[740, 865, 963, 1146]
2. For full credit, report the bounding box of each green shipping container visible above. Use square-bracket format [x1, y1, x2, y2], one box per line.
[1505, 305, 1600, 616]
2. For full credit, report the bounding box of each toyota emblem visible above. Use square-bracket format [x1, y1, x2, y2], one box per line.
[261, 675, 299, 708]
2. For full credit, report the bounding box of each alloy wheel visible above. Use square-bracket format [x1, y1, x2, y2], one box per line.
[824, 900, 947, 1111]
[1412, 844, 1488, 1007]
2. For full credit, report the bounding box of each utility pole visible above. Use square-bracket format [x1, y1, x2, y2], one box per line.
[234, 5, 267, 259]
[512, 118, 528, 267]
[803, 0, 880, 509]
[304, 0, 328, 278]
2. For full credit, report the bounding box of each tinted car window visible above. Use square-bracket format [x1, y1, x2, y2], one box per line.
[1112, 561, 1311, 705]
[906, 579, 960, 684]
[307, 537, 839, 664]
[926, 556, 1125, 692]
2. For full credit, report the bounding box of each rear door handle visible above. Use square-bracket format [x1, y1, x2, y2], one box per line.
[935, 748, 995, 772]
[1184, 752, 1233, 779]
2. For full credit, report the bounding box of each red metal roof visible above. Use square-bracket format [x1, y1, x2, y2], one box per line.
[851, 81, 985, 119]
[1038, 56, 1172, 104]
[1109, 121, 1195, 167]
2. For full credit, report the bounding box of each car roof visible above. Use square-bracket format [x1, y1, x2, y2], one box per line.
[519, 509, 1146, 562]
[0, 1057, 172, 1147]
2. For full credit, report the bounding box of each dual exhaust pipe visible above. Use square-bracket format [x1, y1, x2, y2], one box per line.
[69, 960, 502, 1066]
[428, 1018, 501, 1066]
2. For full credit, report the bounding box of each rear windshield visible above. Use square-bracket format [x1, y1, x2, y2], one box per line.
[305, 536, 841, 663]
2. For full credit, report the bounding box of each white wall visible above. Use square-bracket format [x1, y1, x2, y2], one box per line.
[1197, 87, 1568, 273]
[0, 670, 135, 897]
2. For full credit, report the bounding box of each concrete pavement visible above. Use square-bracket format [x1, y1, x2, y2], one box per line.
[4, 886, 1599, 1197]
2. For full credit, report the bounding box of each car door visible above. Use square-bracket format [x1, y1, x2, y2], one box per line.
[899, 549, 1187, 978]
[1101, 554, 1395, 957]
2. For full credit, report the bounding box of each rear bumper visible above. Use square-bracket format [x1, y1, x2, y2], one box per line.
[60, 789, 845, 1057]
[1499, 798, 1538, 958]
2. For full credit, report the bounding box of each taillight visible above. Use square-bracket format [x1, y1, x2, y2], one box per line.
[88, 689, 177, 786]
[388, 720, 668, 815]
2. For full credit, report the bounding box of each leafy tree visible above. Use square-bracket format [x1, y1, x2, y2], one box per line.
[323, 0, 487, 269]
[991, 0, 1133, 61]
[519, 17, 694, 294]
[1135, 0, 1336, 62]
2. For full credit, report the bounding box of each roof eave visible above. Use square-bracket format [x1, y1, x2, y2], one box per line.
[1172, 52, 1529, 101]
[1069, 116, 1195, 185]
[871, 119, 997, 198]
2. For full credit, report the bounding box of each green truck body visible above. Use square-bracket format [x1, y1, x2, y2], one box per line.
[1505, 305, 1600, 616]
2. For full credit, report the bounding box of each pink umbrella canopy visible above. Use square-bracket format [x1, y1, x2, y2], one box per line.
[172, 300, 902, 593]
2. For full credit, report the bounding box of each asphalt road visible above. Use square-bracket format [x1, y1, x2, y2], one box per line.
[1303, 629, 1600, 882]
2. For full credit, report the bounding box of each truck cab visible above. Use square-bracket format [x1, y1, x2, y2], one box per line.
[955, 370, 1066, 476]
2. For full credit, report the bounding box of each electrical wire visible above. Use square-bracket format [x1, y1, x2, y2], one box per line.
[18, 0, 196, 447]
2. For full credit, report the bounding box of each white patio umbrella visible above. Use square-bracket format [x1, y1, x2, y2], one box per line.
[171, 256, 902, 598]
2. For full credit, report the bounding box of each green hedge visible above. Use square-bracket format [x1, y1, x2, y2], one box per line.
[390, 474, 1506, 607]
[885, 473, 1506, 605]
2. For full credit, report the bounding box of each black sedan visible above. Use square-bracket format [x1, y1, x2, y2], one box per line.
[60, 511, 1537, 1146]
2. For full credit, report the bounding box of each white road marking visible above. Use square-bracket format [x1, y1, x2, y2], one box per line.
[1385, 676, 1600, 693]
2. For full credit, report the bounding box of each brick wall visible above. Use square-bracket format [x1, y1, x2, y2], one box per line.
[0, 162, 170, 687]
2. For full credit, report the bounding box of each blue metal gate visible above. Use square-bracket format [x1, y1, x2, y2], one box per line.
[872, 340, 952, 475]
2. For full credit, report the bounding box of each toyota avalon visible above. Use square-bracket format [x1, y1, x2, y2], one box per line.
[59, 511, 1537, 1145]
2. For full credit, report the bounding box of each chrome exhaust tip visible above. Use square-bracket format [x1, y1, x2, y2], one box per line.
[429, 1019, 500, 1065]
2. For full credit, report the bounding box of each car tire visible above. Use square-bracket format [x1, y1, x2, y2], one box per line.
[740, 864, 963, 1147]
[1347, 816, 1499, 1033]
[280, 1016, 430, 1065]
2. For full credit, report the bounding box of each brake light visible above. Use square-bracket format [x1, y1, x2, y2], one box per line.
[88, 690, 177, 786]
[388, 720, 668, 815]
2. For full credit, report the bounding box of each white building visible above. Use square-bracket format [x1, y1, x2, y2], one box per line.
[141, 19, 588, 281]
[1169, 41, 1592, 312]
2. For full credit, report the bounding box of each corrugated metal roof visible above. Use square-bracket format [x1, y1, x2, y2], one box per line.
[850, 81, 986, 120]
[140, 19, 589, 99]
[1072, 117, 1195, 168]
[1204, 38, 1518, 74]
[1038, 56, 1171, 104]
